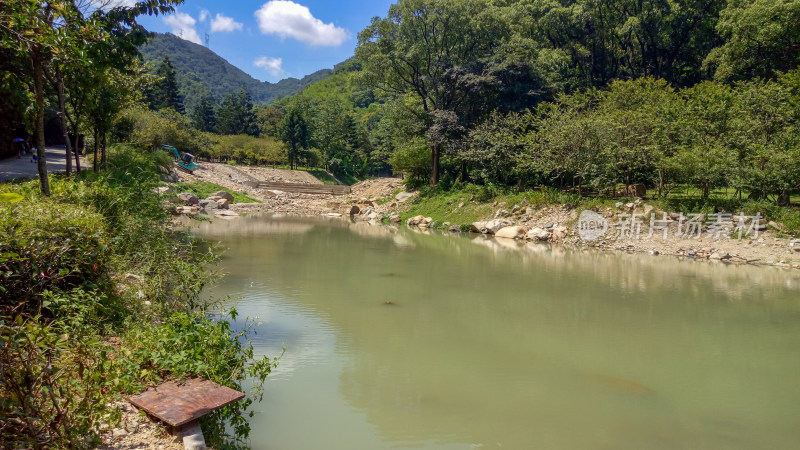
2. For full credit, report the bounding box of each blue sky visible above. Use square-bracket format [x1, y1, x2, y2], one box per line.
[135, 0, 395, 83]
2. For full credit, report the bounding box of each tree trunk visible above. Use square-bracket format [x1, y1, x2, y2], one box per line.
[54, 71, 73, 175]
[93, 128, 99, 172]
[73, 127, 82, 173]
[430, 145, 440, 186]
[32, 48, 50, 196]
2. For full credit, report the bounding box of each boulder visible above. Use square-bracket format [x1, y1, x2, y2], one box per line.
[511, 205, 520, 215]
[211, 191, 235, 202]
[199, 199, 219, 212]
[448, 225, 461, 232]
[418, 217, 433, 228]
[395, 191, 415, 202]
[215, 198, 229, 209]
[470, 221, 488, 233]
[527, 228, 551, 242]
[790, 239, 800, 252]
[494, 226, 527, 240]
[457, 202, 464, 208]
[619, 183, 646, 198]
[177, 192, 200, 205]
[484, 219, 514, 235]
[389, 213, 402, 223]
[525, 207, 535, 216]
[550, 226, 568, 242]
[643, 204, 655, 216]
[769, 221, 784, 231]
[349, 205, 361, 215]
[494, 209, 510, 218]
[406, 215, 426, 227]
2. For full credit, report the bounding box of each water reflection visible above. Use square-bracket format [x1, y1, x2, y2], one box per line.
[197, 215, 800, 449]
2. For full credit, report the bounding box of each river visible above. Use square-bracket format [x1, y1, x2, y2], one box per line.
[194, 215, 800, 449]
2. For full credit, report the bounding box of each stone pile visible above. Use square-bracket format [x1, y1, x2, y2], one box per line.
[173, 191, 240, 218]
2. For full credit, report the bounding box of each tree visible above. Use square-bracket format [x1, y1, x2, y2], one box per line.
[215, 87, 257, 136]
[191, 94, 216, 132]
[356, 0, 516, 185]
[151, 56, 184, 113]
[253, 105, 284, 137]
[704, 0, 800, 81]
[278, 109, 309, 170]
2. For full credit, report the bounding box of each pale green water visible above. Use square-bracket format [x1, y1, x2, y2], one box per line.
[195, 215, 800, 450]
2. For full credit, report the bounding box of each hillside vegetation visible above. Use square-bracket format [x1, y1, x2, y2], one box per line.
[139, 32, 332, 111]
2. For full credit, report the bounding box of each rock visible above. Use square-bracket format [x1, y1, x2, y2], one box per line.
[326, 213, 342, 218]
[550, 226, 568, 242]
[615, 202, 624, 209]
[470, 221, 488, 233]
[125, 273, 142, 281]
[790, 239, 800, 252]
[349, 205, 361, 215]
[266, 189, 285, 196]
[406, 215, 426, 227]
[643, 204, 654, 216]
[624, 202, 635, 211]
[769, 221, 784, 231]
[526, 228, 551, 242]
[177, 192, 200, 205]
[520, 199, 528, 207]
[484, 219, 514, 234]
[525, 207, 535, 216]
[669, 212, 682, 220]
[449, 225, 461, 232]
[112, 428, 127, 439]
[457, 202, 464, 208]
[442, 222, 451, 227]
[389, 201, 398, 208]
[215, 198, 229, 209]
[211, 191, 235, 202]
[495, 226, 527, 240]
[494, 209, 510, 218]
[511, 205, 520, 214]
[395, 191, 414, 202]
[199, 199, 219, 212]
[368, 212, 379, 220]
[389, 213, 402, 223]
[619, 183, 646, 198]
[710, 252, 722, 260]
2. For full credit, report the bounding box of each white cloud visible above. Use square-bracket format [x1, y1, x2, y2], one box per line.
[198, 9, 209, 22]
[254, 56, 284, 77]
[163, 12, 202, 45]
[254, 1, 346, 46]
[211, 14, 243, 33]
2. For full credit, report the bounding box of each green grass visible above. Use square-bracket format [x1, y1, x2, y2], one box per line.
[300, 168, 339, 185]
[398, 183, 800, 235]
[172, 180, 259, 203]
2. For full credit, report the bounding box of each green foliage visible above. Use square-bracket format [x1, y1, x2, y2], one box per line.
[216, 87, 258, 136]
[138, 32, 333, 111]
[149, 56, 185, 113]
[0, 145, 274, 446]
[705, 0, 800, 81]
[278, 109, 310, 170]
[191, 94, 216, 132]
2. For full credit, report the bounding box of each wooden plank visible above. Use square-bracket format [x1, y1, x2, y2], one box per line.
[128, 378, 245, 427]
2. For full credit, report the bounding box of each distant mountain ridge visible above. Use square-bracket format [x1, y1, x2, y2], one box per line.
[138, 32, 333, 111]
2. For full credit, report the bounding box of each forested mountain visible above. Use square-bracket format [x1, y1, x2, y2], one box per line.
[139, 32, 332, 111]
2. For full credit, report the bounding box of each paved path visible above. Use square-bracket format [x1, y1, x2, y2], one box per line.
[0, 146, 87, 182]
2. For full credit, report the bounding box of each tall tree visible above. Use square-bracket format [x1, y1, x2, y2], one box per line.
[215, 86, 257, 136]
[190, 94, 216, 132]
[356, 0, 519, 185]
[278, 109, 309, 170]
[151, 55, 184, 113]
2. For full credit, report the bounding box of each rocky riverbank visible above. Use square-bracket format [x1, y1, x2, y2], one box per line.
[168, 162, 800, 270]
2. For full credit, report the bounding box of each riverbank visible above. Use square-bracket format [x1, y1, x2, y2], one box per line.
[180, 166, 800, 270]
[0, 146, 275, 448]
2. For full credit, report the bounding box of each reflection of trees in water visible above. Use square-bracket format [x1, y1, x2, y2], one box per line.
[199, 217, 800, 448]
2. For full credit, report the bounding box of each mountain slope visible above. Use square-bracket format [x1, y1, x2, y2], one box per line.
[139, 33, 332, 111]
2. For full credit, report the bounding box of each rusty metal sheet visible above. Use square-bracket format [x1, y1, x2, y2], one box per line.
[128, 378, 245, 427]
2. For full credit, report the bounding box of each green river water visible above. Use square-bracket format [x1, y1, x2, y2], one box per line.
[195, 215, 800, 450]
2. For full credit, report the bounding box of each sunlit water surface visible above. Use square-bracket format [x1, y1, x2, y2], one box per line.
[195, 215, 800, 450]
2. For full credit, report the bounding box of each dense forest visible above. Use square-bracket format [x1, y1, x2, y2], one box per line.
[273, 0, 800, 204]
